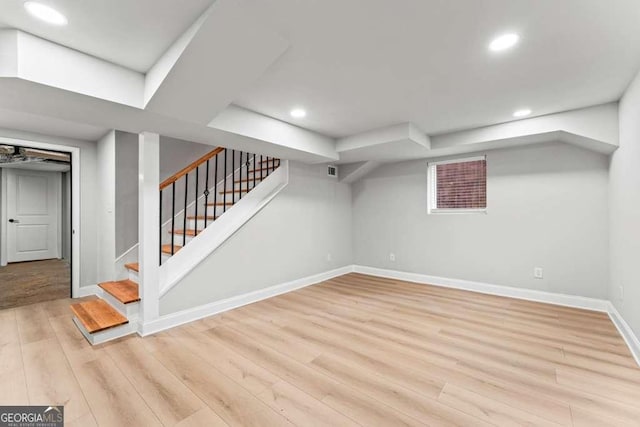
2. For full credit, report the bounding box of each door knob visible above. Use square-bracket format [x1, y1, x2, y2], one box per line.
[8, 219, 19, 223]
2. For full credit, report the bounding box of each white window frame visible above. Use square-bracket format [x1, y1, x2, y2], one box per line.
[427, 155, 487, 214]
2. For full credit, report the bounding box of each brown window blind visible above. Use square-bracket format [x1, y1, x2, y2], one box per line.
[430, 157, 486, 210]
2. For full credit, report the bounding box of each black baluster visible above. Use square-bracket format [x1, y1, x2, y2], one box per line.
[253, 153, 256, 189]
[183, 173, 188, 247]
[266, 156, 271, 177]
[231, 149, 236, 204]
[195, 165, 199, 234]
[243, 151, 247, 197]
[260, 155, 263, 182]
[171, 182, 176, 255]
[204, 159, 210, 228]
[238, 151, 242, 200]
[223, 149, 227, 214]
[214, 152, 219, 219]
[159, 189, 163, 265]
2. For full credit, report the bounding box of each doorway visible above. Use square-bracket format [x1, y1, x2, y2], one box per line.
[0, 144, 72, 309]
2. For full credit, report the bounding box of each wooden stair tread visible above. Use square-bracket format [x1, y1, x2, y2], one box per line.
[206, 201, 234, 206]
[99, 280, 140, 304]
[219, 189, 250, 195]
[70, 299, 128, 333]
[171, 229, 200, 236]
[161, 244, 182, 254]
[124, 262, 139, 272]
[187, 215, 217, 220]
[247, 167, 277, 173]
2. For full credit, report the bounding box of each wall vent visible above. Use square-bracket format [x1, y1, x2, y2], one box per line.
[327, 165, 338, 177]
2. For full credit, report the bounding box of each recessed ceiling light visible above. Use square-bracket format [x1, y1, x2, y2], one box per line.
[290, 108, 306, 118]
[24, 2, 68, 26]
[489, 33, 519, 52]
[513, 108, 532, 118]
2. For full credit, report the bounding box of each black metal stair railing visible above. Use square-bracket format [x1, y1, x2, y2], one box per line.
[159, 148, 281, 265]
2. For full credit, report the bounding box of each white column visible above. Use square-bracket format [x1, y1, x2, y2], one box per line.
[138, 132, 160, 327]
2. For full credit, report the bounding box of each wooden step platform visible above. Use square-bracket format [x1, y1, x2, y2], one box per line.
[161, 244, 182, 255]
[248, 167, 275, 174]
[70, 299, 128, 333]
[234, 178, 263, 184]
[124, 262, 139, 272]
[171, 229, 200, 236]
[219, 188, 250, 195]
[206, 201, 234, 206]
[187, 215, 217, 221]
[99, 280, 140, 304]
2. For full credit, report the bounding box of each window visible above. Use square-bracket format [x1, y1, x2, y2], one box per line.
[428, 156, 487, 213]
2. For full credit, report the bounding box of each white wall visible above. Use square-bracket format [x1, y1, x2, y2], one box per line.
[96, 131, 116, 282]
[115, 131, 139, 256]
[160, 136, 213, 182]
[352, 142, 609, 299]
[0, 128, 99, 289]
[609, 69, 640, 336]
[160, 162, 353, 314]
[159, 136, 213, 227]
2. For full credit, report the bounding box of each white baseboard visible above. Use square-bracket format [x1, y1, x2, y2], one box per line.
[354, 265, 640, 367]
[607, 302, 640, 366]
[139, 265, 354, 336]
[353, 265, 610, 312]
[137, 262, 640, 368]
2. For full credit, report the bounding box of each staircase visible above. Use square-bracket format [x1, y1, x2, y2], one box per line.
[70, 262, 140, 344]
[71, 148, 281, 344]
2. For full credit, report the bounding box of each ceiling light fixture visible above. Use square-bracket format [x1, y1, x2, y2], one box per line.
[489, 33, 519, 52]
[290, 108, 307, 118]
[513, 108, 532, 118]
[24, 1, 68, 26]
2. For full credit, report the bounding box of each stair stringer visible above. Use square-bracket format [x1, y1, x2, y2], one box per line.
[158, 160, 289, 297]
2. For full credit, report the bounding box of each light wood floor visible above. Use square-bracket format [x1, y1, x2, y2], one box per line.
[0, 259, 70, 310]
[2, 273, 639, 426]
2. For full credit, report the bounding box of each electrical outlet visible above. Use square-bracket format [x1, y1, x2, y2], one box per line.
[327, 253, 332, 262]
[620, 286, 624, 301]
[534, 267, 543, 279]
[389, 253, 396, 262]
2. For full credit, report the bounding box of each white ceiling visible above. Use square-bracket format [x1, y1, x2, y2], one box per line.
[0, 0, 639, 153]
[0, 0, 213, 72]
[233, 0, 640, 137]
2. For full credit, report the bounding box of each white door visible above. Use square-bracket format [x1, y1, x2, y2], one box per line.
[6, 169, 61, 263]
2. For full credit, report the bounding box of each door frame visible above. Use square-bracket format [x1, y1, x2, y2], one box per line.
[0, 136, 80, 297]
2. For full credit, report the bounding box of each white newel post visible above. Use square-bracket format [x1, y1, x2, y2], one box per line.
[138, 132, 160, 328]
